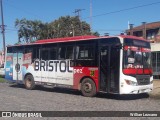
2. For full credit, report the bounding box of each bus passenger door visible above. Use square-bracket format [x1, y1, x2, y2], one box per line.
[99, 46, 109, 92]
[13, 52, 23, 82]
[99, 45, 120, 93]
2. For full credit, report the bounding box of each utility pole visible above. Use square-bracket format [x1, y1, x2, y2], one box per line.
[129, 24, 134, 36]
[142, 22, 146, 39]
[74, 9, 85, 19]
[73, 9, 85, 35]
[90, 0, 92, 32]
[0, 0, 6, 59]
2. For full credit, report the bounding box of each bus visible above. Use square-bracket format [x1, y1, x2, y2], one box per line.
[5, 35, 153, 97]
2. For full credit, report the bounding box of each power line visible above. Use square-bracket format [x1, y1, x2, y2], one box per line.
[73, 9, 85, 19]
[5, 28, 18, 31]
[84, 1, 160, 19]
[73, 9, 85, 36]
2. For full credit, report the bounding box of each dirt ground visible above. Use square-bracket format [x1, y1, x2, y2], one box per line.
[149, 80, 160, 99]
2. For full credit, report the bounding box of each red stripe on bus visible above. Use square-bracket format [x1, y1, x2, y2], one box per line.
[123, 68, 152, 75]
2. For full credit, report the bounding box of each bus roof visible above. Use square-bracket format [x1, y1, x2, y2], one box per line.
[6, 35, 149, 48]
[7, 35, 98, 47]
[35, 35, 98, 44]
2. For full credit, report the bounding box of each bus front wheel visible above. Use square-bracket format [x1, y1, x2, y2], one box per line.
[24, 75, 35, 90]
[81, 78, 97, 97]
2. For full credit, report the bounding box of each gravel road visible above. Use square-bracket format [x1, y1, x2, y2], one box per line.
[0, 82, 160, 120]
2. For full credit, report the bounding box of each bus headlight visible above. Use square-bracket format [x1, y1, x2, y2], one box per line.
[125, 80, 137, 86]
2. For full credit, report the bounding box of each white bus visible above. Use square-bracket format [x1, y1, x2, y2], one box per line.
[5, 35, 153, 97]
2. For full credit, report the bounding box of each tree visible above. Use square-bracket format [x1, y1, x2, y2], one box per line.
[15, 18, 47, 43]
[15, 16, 99, 43]
[92, 31, 100, 36]
[49, 16, 92, 38]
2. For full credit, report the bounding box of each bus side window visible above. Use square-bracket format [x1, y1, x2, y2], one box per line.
[75, 45, 95, 66]
[78, 46, 86, 59]
[78, 46, 94, 59]
[58, 46, 74, 60]
[32, 47, 39, 62]
[66, 46, 74, 59]
[41, 48, 49, 60]
[24, 48, 32, 64]
[58, 47, 66, 60]
[49, 48, 57, 60]
[24, 48, 32, 54]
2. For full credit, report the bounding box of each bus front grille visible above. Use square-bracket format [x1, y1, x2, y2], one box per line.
[136, 75, 150, 85]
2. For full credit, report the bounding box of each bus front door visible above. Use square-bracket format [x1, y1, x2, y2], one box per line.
[99, 45, 120, 93]
[13, 52, 23, 82]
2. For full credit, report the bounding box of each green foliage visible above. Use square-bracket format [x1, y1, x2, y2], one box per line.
[15, 18, 51, 43]
[15, 16, 99, 43]
[92, 31, 100, 36]
[0, 77, 6, 83]
[50, 16, 92, 38]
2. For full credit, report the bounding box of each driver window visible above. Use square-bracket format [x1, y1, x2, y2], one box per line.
[134, 52, 142, 64]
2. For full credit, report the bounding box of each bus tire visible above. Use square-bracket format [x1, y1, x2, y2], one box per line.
[81, 78, 97, 97]
[24, 75, 35, 90]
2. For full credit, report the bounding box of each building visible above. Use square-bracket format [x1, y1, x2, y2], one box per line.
[126, 21, 160, 79]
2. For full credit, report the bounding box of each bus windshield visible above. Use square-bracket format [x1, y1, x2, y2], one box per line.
[123, 38, 152, 75]
[123, 46, 151, 69]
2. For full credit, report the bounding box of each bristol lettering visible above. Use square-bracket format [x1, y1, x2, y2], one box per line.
[34, 60, 73, 72]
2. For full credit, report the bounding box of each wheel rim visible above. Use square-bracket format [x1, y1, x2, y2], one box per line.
[83, 83, 92, 93]
[26, 78, 32, 88]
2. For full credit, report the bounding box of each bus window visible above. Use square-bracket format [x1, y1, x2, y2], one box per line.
[79, 46, 86, 58]
[78, 46, 94, 59]
[7, 47, 13, 53]
[58, 47, 66, 59]
[41, 48, 49, 60]
[49, 48, 57, 60]
[24, 48, 32, 54]
[74, 45, 95, 66]
[58, 46, 74, 60]
[32, 46, 40, 62]
[23, 48, 32, 64]
[66, 46, 73, 59]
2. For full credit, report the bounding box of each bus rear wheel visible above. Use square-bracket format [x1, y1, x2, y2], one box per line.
[81, 78, 97, 97]
[24, 75, 35, 90]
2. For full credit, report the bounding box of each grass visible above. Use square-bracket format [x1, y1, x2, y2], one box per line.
[0, 76, 6, 83]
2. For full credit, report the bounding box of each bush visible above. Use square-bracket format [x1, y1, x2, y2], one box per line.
[0, 76, 6, 83]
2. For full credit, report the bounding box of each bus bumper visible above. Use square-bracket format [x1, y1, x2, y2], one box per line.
[120, 84, 153, 94]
